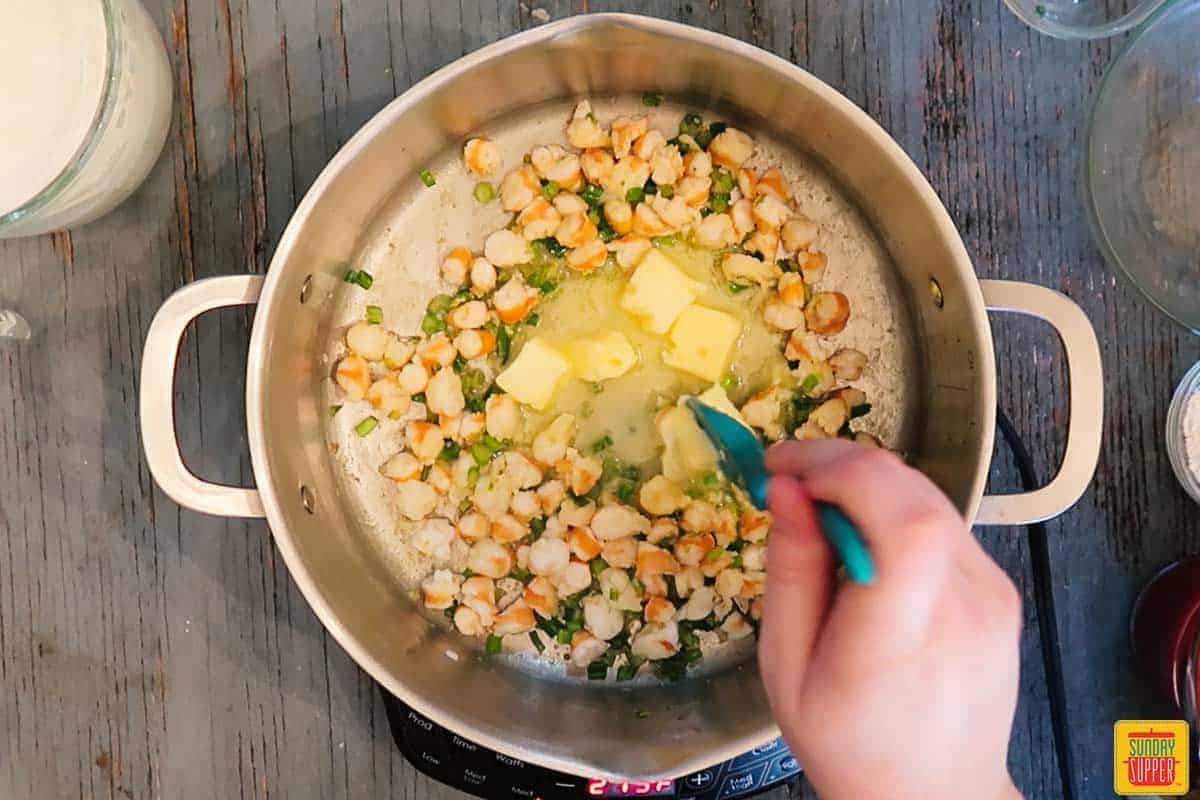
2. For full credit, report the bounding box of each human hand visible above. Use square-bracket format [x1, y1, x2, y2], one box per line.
[758, 440, 1022, 800]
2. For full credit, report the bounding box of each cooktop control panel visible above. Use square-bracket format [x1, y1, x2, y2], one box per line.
[380, 689, 802, 800]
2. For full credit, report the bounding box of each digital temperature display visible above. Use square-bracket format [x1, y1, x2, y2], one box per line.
[586, 778, 674, 796]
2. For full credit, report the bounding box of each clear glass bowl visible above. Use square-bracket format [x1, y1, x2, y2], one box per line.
[1003, 0, 1167, 39]
[1166, 360, 1200, 504]
[1084, 0, 1200, 331]
[0, 0, 172, 239]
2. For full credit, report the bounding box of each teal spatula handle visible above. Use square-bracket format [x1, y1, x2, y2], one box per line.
[748, 473, 874, 585]
[814, 502, 875, 585]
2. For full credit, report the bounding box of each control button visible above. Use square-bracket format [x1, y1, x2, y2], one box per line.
[764, 753, 802, 786]
[728, 738, 784, 770]
[461, 766, 490, 789]
[508, 784, 536, 798]
[717, 762, 769, 799]
[684, 768, 717, 790]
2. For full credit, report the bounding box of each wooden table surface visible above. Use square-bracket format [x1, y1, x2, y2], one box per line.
[1, 1, 1193, 798]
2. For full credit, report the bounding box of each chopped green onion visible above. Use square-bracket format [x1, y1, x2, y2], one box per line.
[365, 305, 383, 324]
[708, 193, 729, 214]
[344, 269, 374, 289]
[658, 184, 675, 199]
[850, 403, 873, 419]
[354, 417, 379, 437]
[609, 589, 620, 601]
[421, 313, 446, 335]
[615, 482, 636, 503]
[533, 236, 567, 258]
[529, 631, 545, 653]
[731, 555, 743, 569]
[778, 258, 800, 273]
[556, 628, 573, 645]
[643, 179, 658, 196]
[412, 392, 427, 403]
[529, 517, 547, 539]
[708, 121, 728, 137]
[591, 434, 613, 453]
[496, 324, 512, 363]
[329, 405, 342, 418]
[800, 373, 820, 394]
[427, 294, 454, 315]
[711, 168, 735, 194]
[510, 566, 533, 583]
[591, 382, 604, 394]
[587, 660, 608, 680]
[720, 373, 738, 391]
[467, 465, 480, 486]
[625, 186, 645, 204]
[630, 577, 644, 595]
[471, 436, 506, 466]
[473, 181, 495, 203]
[439, 441, 460, 461]
[587, 207, 602, 226]
[679, 112, 704, 139]
[704, 547, 725, 562]
[642, 91, 663, 107]
[581, 184, 604, 206]
[419, 169, 436, 187]
[485, 634, 503, 655]
[526, 312, 540, 326]
[590, 558, 609, 578]
[651, 234, 679, 247]
[540, 180, 560, 200]
[728, 282, 751, 294]
[420, 464, 432, 481]
[635, 710, 650, 719]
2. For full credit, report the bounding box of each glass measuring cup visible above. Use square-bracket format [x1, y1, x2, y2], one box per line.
[1002, 0, 1168, 39]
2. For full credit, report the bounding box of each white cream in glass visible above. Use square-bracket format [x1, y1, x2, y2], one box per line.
[0, 0, 173, 239]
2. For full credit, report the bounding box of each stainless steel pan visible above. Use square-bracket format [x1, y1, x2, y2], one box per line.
[139, 14, 1103, 780]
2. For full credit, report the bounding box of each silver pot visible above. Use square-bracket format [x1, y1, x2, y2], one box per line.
[139, 14, 1103, 781]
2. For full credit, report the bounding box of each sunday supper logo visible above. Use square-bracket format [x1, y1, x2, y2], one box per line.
[1114, 720, 1189, 796]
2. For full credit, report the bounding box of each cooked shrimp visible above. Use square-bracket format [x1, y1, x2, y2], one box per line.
[566, 101, 610, 148]
[516, 197, 562, 241]
[421, 569, 461, 610]
[781, 214, 818, 254]
[580, 148, 616, 185]
[492, 276, 538, 324]
[684, 149, 713, 178]
[441, 247, 472, 286]
[568, 526, 603, 561]
[335, 354, 370, 401]
[566, 240, 608, 272]
[708, 128, 755, 170]
[631, 622, 679, 660]
[418, 333, 457, 369]
[764, 300, 806, 331]
[384, 337, 417, 370]
[752, 194, 791, 232]
[603, 199, 634, 235]
[531, 414, 576, 466]
[798, 250, 828, 284]
[777, 272, 807, 307]
[650, 144, 684, 186]
[632, 129, 666, 161]
[485, 229, 531, 268]
[583, 594, 625, 641]
[829, 348, 868, 380]
[500, 164, 540, 212]
[555, 211, 599, 249]
[494, 600, 537, 635]
[491, 513, 529, 544]
[395, 361, 430, 395]
[675, 176, 712, 207]
[523, 576, 559, 618]
[529, 537, 570, 577]
[631, 202, 669, 237]
[406, 420, 445, 463]
[346, 321, 390, 361]
[730, 197, 755, 238]
[756, 167, 789, 201]
[679, 586, 715, 621]
[454, 605, 486, 636]
[590, 504, 651, 541]
[453, 328, 496, 360]
[570, 630, 609, 667]
[463, 138, 502, 176]
[469, 257, 498, 295]
[639, 475, 686, 516]
[610, 116, 648, 160]
[722, 252, 779, 287]
[674, 533, 716, 567]
[456, 511, 490, 541]
[602, 536, 638, 569]
[805, 291, 851, 335]
[381, 451, 422, 483]
[467, 539, 513, 579]
[367, 375, 411, 418]
[608, 235, 652, 269]
[395, 479, 440, 521]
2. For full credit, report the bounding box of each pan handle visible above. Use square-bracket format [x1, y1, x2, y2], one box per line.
[139, 275, 266, 518]
[974, 279, 1103, 525]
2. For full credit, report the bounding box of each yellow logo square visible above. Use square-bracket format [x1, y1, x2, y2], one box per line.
[1114, 720, 1190, 796]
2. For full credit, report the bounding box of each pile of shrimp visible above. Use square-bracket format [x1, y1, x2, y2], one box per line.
[330, 99, 875, 681]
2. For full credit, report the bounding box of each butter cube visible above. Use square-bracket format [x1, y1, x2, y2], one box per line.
[657, 406, 718, 483]
[618, 249, 698, 335]
[662, 305, 741, 383]
[564, 331, 638, 382]
[696, 384, 751, 429]
[495, 337, 572, 410]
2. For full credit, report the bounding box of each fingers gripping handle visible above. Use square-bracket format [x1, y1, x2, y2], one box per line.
[139, 275, 266, 518]
[975, 280, 1103, 526]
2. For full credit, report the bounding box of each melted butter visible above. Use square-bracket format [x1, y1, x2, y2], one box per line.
[512, 243, 790, 468]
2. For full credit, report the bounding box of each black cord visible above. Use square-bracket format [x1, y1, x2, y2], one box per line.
[996, 409, 1076, 800]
